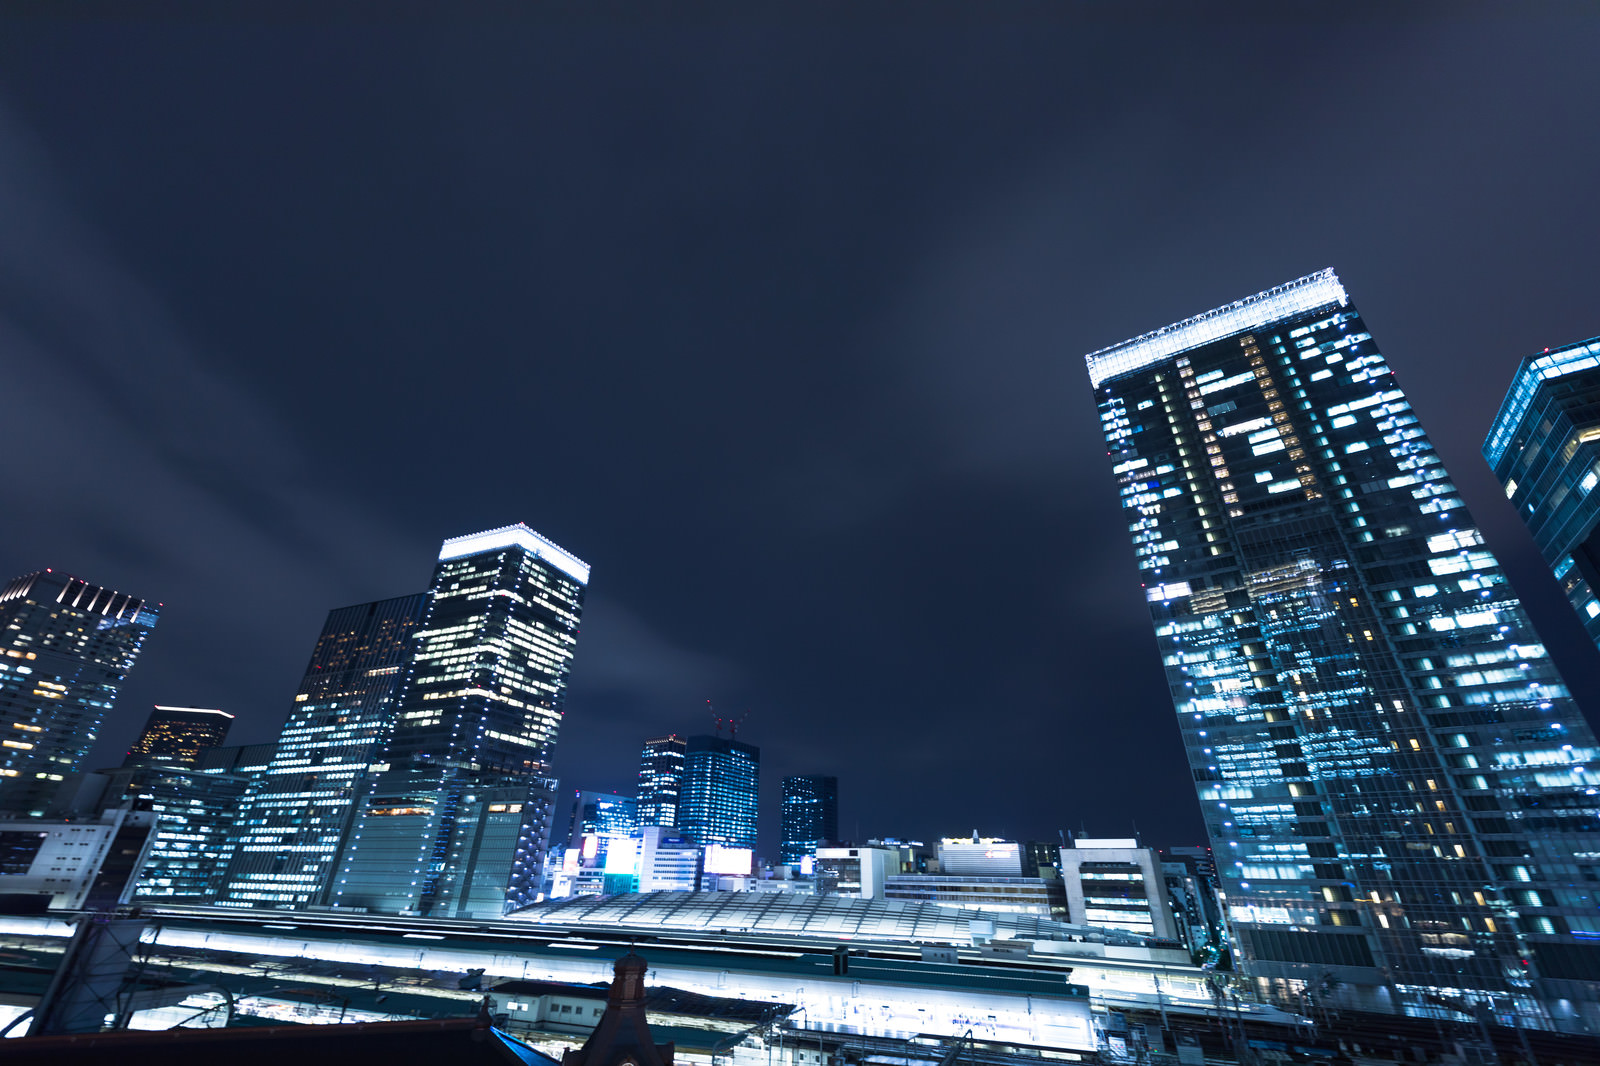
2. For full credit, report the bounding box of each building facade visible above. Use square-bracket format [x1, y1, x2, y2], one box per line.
[936, 836, 1024, 877]
[0, 571, 157, 817]
[123, 706, 233, 769]
[126, 744, 273, 902]
[0, 808, 156, 910]
[214, 595, 425, 909]
[814, 846, 895, 898]
[1057, 838, 1179, 941]
[334, 525, 589, 918]
[637, 735, 686, 828]
[1087, 269, 1600, 1024]
[883, 874, 1067, 918]
[565, 790, 639, 863]
[677, 735, 759, 850]
[1483, 336, 1600, 651]
[779, 774, 837, 866]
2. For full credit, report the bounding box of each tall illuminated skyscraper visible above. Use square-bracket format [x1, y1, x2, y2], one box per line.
[214, 594, 425, 909]
[1087, 270, 1600, 1023]
[123, 706, 233, 769]
[1483, 337, 1600, 652]
[0, 571, 157, 817]
[334, 524, 589, 918]
[637, 734, 686, 828]
[780, 774, 837, 866]
[678, 734, 758, 850]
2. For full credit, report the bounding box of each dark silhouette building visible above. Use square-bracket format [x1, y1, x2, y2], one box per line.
[779, 774, 837, 866]
[560, 953, 673, 1066]
[123, 706, 233, 769]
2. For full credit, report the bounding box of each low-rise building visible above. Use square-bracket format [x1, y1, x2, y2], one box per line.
[0, 807, 155, 910]
[1057, 837, 1179, 942]
[935, 835, 1023, 876]
[813, 846, 893, 898]
[883, 873, 1066, 918]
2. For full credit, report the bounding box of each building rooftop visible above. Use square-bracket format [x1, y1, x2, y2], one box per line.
[1483, 335, 1600, 466]
[438, 524, 590, 585]
[507, 890, 1145, 947]
[1085, 268, 1347, 387]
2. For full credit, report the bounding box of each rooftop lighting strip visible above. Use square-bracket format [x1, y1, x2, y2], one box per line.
[1084, 268, 1348, 388]
[1483, 337, 1600, 467]
[438, 524, 591, 585]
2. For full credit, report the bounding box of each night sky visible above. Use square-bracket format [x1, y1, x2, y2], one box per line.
[2, 7, 1599, 856]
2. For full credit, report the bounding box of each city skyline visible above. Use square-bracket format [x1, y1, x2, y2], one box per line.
[3, 12, 1600, 855]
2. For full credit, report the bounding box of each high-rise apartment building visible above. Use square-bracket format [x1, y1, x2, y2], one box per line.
[123, 706, 233, 768]
[678, 734, 758, 850]
[1484, 337, 1600, 651]
[0, 571, 157, 817]
[1087, 270, 1600, 1023]
[334, 525, 589, 918]
[779, 774, 837, 866]
[214, 595, 425, 909]
[637, 734, 686, 828]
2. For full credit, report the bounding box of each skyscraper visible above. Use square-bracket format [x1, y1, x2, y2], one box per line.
[0, 571, 157, 817]
[124, 743, 273, 902]
[637, 734, 686, 828]
[123, 706, 233, 769]
[780, 774, 837, 866]
[214, 594, 425, 909]
[1483, 336, 1600, 651]
[334, 524, 589, 918]
[678, 734, 758, 850]
[1086, 270, 1600, 1023]
[565, 789, 639, 859]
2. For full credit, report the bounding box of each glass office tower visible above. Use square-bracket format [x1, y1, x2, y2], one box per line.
[637, 734, 686, 827]
[120, 743, 273, 902]
[333, 525, 588, 918]
[214, 594, 425, 908]
[123, 706, 233, 769]
[678, 734, 759, 850]
[780, 774, 838, 866]
[1087, 270, 1600, 1025]
[1484, 337, 1600, 652]
[0, 571, 157, 817]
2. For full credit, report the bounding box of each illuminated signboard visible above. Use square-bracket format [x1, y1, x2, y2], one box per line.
[703, 844, 753, 876]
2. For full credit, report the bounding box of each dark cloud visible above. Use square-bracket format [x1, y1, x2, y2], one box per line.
[0, 8, 1598, 854]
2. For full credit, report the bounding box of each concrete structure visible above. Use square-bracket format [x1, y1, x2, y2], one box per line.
[813, 845, 893, 898]
[1058, 838, 1179, 942]
[638, 826, 701, 893]
[0, 808, 155, 910]
[882, 873, 1066, 918]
